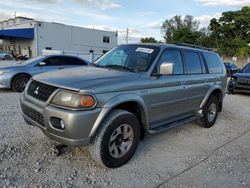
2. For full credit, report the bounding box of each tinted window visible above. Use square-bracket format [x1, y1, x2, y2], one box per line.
[203, 53, 223, 73]
[63, 57, 87, 65]
[183, 51, 202, 74]
[44, 57, 63, 66]
[158, 50, 183, 74]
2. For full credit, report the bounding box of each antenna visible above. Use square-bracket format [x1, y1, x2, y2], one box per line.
[14, 12, 17, 18]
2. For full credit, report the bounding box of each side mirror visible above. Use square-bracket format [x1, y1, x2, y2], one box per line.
[38, 62, 46, 66]
[160, 62, 174, 75]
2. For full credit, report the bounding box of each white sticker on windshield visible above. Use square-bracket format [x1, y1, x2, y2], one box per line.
[135, 47, 154, 54]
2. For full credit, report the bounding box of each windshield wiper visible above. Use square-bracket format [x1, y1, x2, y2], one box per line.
[105, 64, 135, 72]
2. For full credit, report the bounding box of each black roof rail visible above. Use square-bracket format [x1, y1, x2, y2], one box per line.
[174, 43, 213, 51]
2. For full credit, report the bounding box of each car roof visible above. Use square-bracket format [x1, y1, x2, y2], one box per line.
[119, 43, 216, 54]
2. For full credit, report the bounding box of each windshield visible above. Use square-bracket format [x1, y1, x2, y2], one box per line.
[242, 64, 250, 73]
[18, 55, 45, 65]
[93, 45, 160, 72]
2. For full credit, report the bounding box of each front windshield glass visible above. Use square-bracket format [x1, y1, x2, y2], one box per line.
[94, 45, 160, 72]
[18, 55, 45, 65]
[242, 64, 250, 73]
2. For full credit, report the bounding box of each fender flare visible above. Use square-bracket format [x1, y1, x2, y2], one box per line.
[88, 94, 148, 138]
[200, 86, 224, 109]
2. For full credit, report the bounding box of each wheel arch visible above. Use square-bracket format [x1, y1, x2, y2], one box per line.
[201, 87, 224, 112]
[89, 94, 149, 139]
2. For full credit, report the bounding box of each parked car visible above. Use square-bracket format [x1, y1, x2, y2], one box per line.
[0, 52, 13, 60]
[224, 62, 240, 76]
[20, 44, 227, 168]
[0, 55, 89, 92]
[228, 63, 250, 94]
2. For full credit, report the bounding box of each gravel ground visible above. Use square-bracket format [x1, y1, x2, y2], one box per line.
[0, 91, 250, 188]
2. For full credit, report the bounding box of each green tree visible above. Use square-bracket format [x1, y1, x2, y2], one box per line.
[161, 15, 206, 45]
[209, 6, 250, 57]
[140, 37, 158, 43]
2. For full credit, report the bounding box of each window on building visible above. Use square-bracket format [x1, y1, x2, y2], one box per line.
[183, 51, 203, 74]
[103, 36, 110, 43]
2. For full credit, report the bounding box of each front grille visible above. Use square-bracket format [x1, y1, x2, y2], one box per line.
[238, 78, 250, 85]
[22, 104, 45, 127]
[27, 80, 57, 102]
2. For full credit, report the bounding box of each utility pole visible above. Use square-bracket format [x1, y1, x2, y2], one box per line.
[14, 12, 16, 18]
[126, 28, 129, 44]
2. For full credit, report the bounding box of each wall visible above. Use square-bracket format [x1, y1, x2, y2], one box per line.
[36, 22, 118, 55]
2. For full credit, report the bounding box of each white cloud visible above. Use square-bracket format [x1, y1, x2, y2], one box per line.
[195, 13, 221, 27]
[195, 0, 250, 6]
[72, 0, 122, 10]
[146, 19, 164, 29]
[135, 11, 156, 17]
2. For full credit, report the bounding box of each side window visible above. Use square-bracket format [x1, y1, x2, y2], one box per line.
[63, 57, 87, 65]
[44, 57, 63, 66]
[157, 50, 184, 75]
[183, 51, 203, 74]
[203, 53, 223, 73]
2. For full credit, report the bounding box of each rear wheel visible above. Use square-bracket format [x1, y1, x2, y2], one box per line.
[200, 95, 219, 128]
[89, 110, 140, 168]
[12, 74, 30, 92]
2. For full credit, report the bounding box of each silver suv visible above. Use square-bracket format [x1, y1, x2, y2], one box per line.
[20, 44, 227, 168]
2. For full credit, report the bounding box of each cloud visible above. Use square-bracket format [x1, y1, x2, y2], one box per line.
[195, 0, 250, 6]
[195, 13, 221, 27]
[135, 11, 156, 17]
[72, 0, 122, 10]
[26, 0, 63, 3]
[146, 19, 164, 29]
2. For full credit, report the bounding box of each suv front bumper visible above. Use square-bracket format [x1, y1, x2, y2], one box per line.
[20, 94, 102, 146]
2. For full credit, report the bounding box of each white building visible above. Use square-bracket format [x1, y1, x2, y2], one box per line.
[0, 17, 118, 59]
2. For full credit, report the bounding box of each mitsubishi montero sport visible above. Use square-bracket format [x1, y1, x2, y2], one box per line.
[21, 44, 227, 168]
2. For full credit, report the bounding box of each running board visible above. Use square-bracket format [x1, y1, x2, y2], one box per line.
[148, 114, 202, 134]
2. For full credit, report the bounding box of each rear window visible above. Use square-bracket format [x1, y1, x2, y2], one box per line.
[183, 51, 203, 74]
[204, 53, 223, 73]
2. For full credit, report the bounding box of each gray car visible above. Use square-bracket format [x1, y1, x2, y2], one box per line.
[20, 44, 227, 168]
[0, 55, 89, 92]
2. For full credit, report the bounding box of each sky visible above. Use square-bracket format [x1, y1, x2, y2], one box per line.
[0, 0, 250, 43]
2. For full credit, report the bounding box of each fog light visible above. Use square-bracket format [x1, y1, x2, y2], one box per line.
[60, 120, 65, 129]
[50, 117, 65, 130]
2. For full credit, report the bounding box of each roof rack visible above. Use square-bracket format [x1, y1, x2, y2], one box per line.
[175, 43, 213, 51]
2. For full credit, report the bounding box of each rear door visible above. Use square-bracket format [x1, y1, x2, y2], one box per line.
[182, 50, 210, 111]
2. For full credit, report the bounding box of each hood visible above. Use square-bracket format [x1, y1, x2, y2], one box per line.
[33, 66, 141, 93]
[232, 72, 250, 79]
[0, 62, 27, 70]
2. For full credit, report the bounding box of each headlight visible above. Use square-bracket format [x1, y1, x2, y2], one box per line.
[51, 91, 96, 109]
[0, 70, 8, 75]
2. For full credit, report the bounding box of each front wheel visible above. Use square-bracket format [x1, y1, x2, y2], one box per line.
[200, 95, 219, 128]
[12, 74, 30, 92]
[89, 110, 140, 168]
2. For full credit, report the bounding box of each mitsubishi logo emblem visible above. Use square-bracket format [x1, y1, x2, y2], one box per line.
[34, 87, 40, 95]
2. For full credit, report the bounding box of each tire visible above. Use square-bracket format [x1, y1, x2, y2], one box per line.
[12, 74, 30, 92]
[89, 109, 141, 168]
[200, 95, 219, 128]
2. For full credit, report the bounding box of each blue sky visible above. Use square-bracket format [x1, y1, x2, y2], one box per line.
[0, 0, 250, 43]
